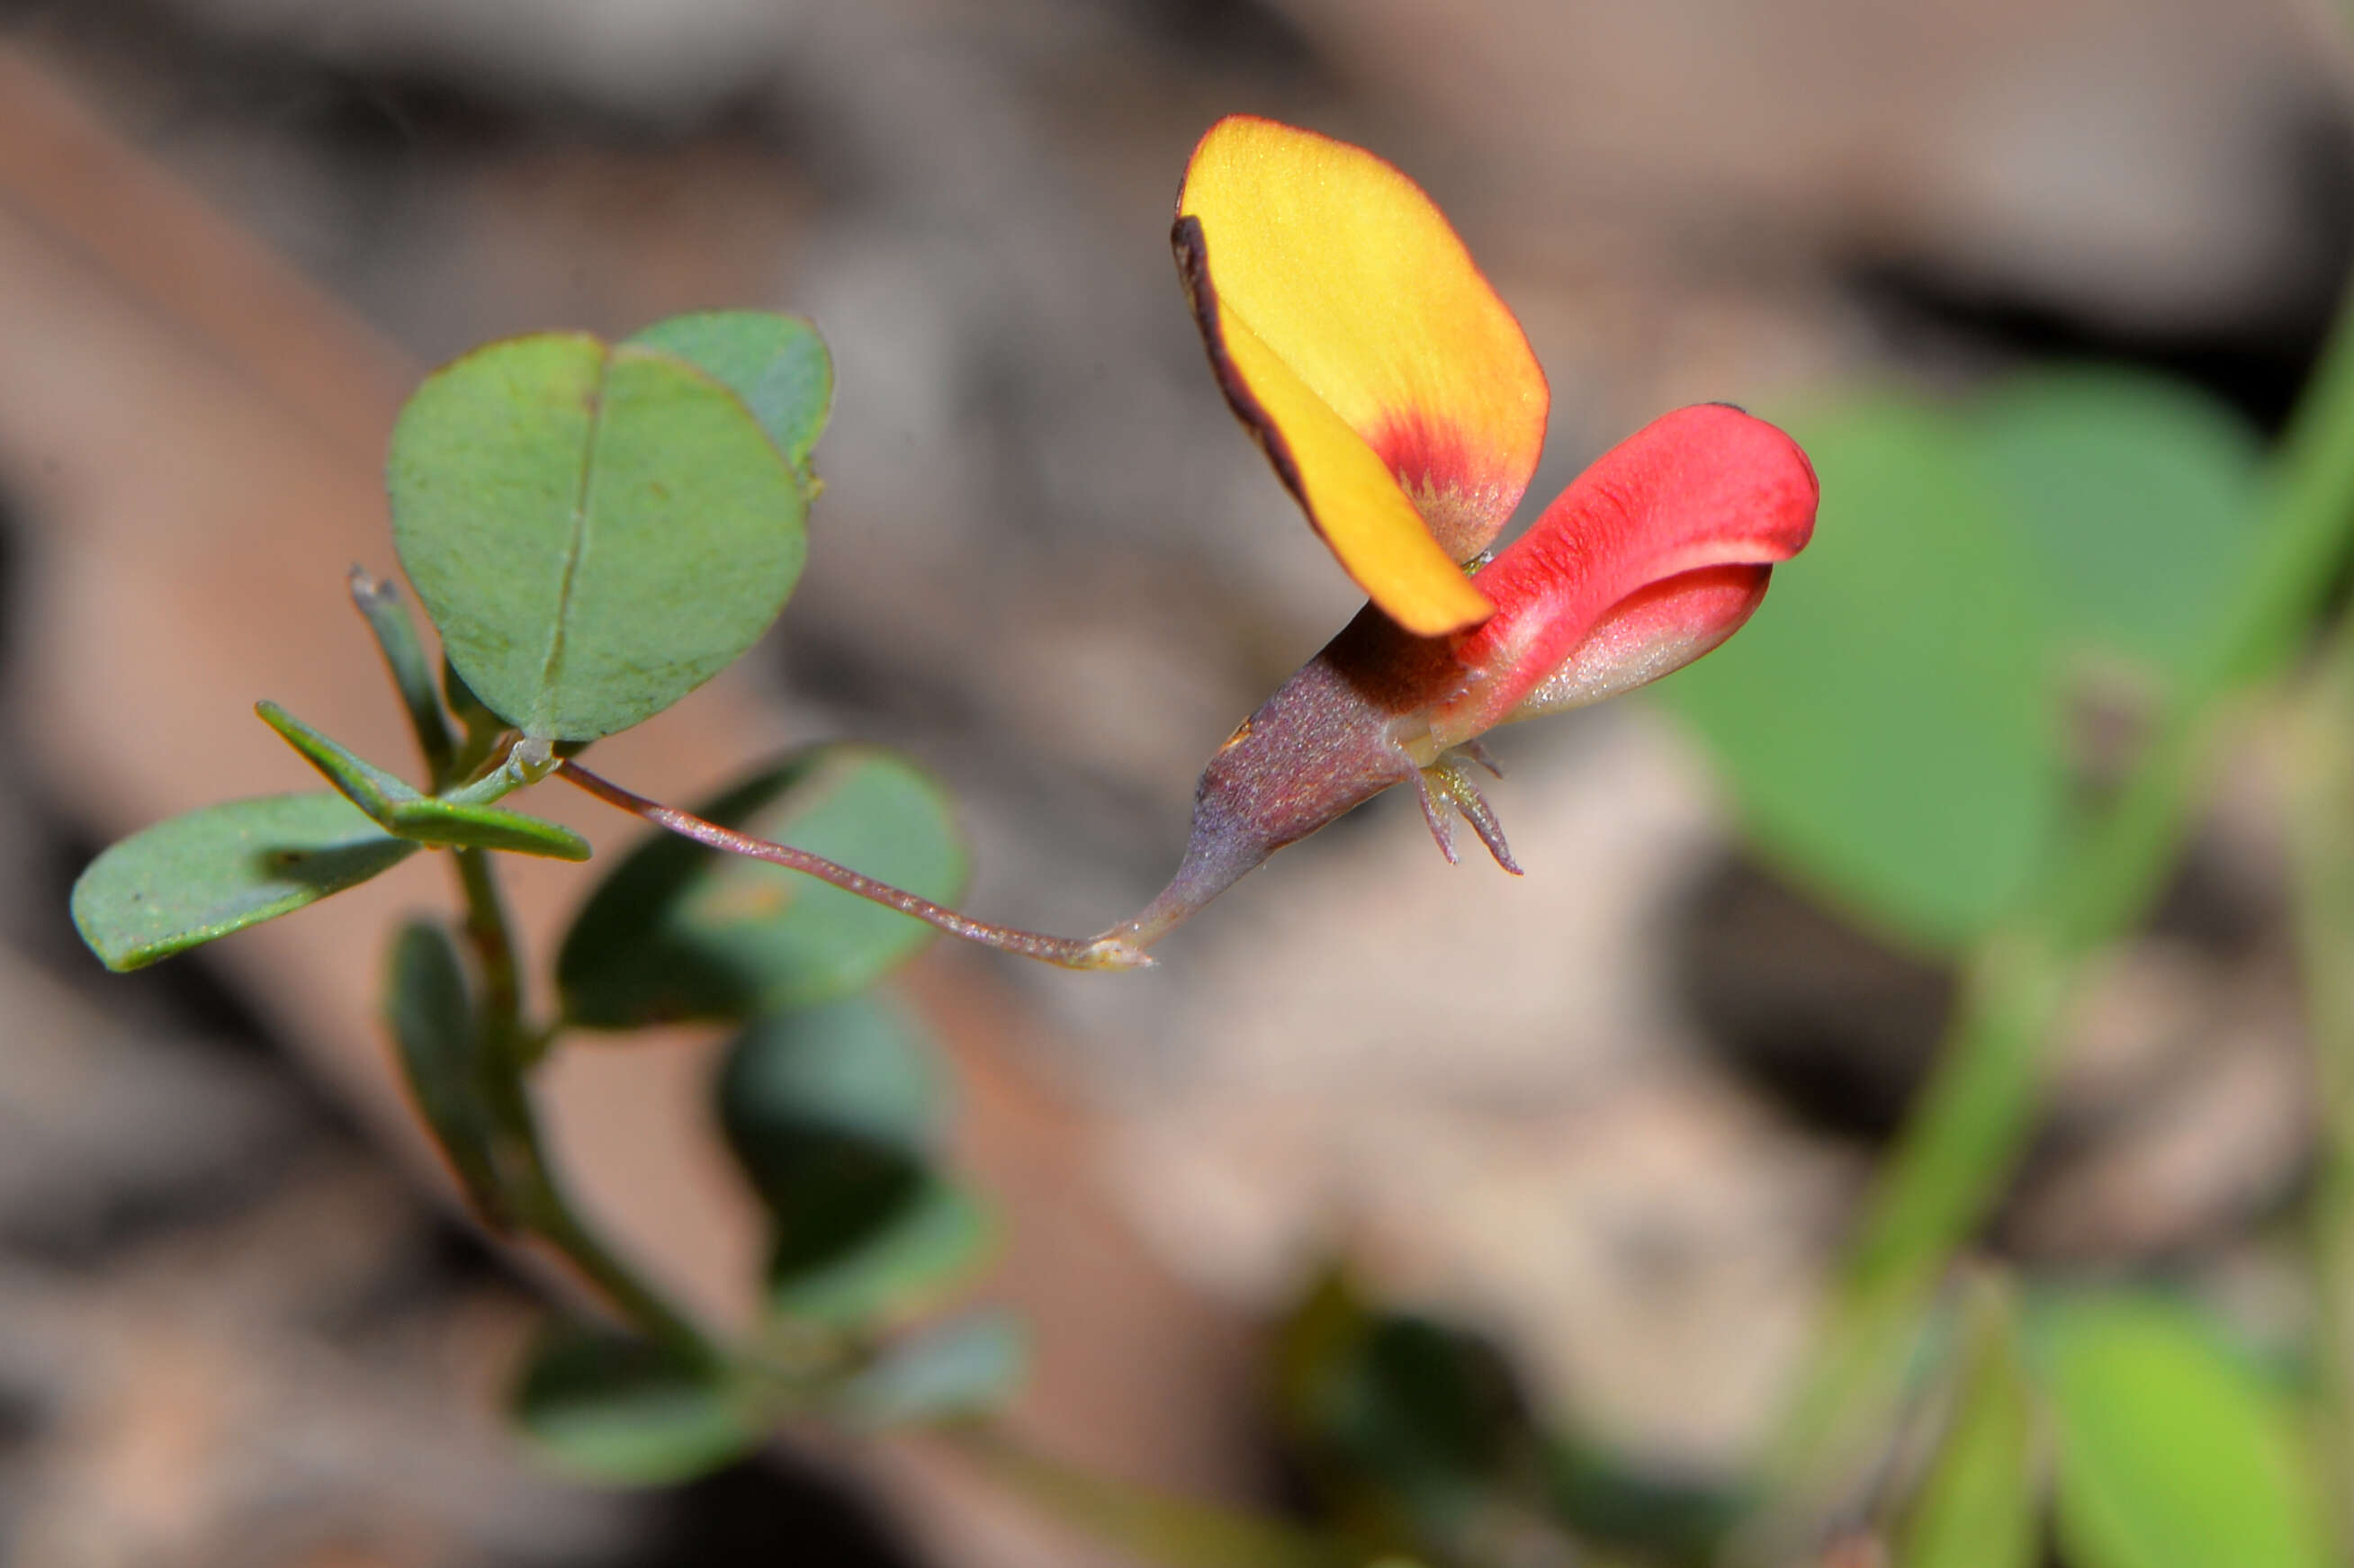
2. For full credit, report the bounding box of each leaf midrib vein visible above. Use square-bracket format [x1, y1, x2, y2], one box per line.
[534, 346, 612, 737]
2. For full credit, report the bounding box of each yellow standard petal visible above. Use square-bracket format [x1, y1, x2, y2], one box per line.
[1176, 115, 1549, 635]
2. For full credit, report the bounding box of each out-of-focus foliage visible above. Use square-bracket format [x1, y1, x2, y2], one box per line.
[511, 1324, 762, 1486]
[1667, 367, 2263, 951]
[2035, 1294, 2332, 1568]
[832, 1311, 1029, 1430]
[719, 996, 994, 1328]
[1895, 1282, 2039, 1568]
[1974, 366, 2263, 684]
[1666, 396, 2062, 946]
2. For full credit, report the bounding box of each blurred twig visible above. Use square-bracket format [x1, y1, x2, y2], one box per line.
[946, 1424, 1346, 1568]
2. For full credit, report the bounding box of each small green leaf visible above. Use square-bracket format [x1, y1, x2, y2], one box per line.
[716, 997, 993, 1327]
[383, 919, 511, 1227]
[72, 793, 422, 971]
[389, 331, 812, 742]
[1897, 1283, 2039, 1568]
[559, 745, 968, 1027]
[1664, 397, 2065, 950]
[510, 1323, 759, 1486]
[350, 569, 458, 786]
[2037, 1293, 2330, 1568]
[629, 311, 832, 478]
[834, 1311, 1028, 1429]
[256, 700, 588, 860]
[1974, 366, 2263, 685]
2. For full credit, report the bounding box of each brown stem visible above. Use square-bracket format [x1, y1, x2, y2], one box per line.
[555, 759, 1151, 972]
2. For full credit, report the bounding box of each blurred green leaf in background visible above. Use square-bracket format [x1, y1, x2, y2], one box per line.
[512, 1323, 761, 1487]
[718, 995, 993, 1330]
[1896, 1278, 2040, 1568]
[2035, 1292, 2330, 1568]
[1666, 367, 2264, 951]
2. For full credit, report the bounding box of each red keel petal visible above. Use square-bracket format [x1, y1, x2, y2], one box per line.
[1433, 404, 1818, 744]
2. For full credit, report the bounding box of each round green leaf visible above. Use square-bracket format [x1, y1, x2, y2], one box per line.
[2037, 1293, 2329, 1568]
[558, 745, 969, 1027]
[73, 793, 422, 971]
[629, 311, 832, 477]
[383, 919, 511, 1226]
[1974, 365, 2263, 684]
[1663, 397, 2066, 950]
[389, 332, 811, 742]
[510, 1323, 760, 1487]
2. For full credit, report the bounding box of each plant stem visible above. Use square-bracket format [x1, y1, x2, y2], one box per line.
[945, 1423, 1343, 1568]
[445, 841, 723, 1370]
[1760, 271, 2354, 1536]
[2291, 631, 2354, 1552]
[556, 758, 1153, 971]
[454, 847, 524, 1039]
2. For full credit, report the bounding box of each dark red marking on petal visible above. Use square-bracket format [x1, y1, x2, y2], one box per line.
[1173, 214, 1312, 519]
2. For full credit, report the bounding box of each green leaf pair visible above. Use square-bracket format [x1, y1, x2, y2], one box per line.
[69, 699, 587, 973]
[1667, 366, 2266, 950]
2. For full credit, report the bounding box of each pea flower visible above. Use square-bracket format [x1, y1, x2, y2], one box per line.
[1089, 116, 1819, 957]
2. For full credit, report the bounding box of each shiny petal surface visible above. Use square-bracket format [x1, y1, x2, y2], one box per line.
[1505, 564, 1773, 719]
[1176, 115, 1549, 634]
[1434, 404, 1819, 743]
